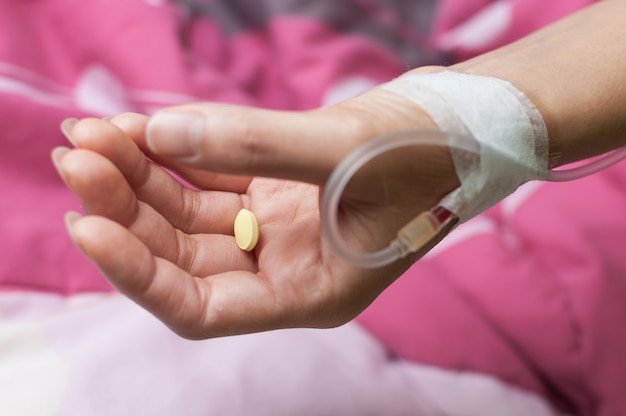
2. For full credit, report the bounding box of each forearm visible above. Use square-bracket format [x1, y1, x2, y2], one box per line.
[425, 0, 626, 166]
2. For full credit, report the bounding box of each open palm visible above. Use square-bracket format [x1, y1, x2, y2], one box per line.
[55, 93, 458, 339]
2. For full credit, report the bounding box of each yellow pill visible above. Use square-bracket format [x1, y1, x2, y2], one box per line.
[234, 208, 259, 252]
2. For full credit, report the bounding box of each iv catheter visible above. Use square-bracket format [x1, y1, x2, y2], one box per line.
[321, 130, 626, 269]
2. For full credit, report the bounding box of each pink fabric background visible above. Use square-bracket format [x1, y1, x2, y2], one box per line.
[431, 0, 596, 60]
[3, 1, 623, 415]
[357, 166, 626, 416]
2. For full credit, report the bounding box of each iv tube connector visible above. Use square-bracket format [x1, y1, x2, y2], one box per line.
[392, 209, 447, 257]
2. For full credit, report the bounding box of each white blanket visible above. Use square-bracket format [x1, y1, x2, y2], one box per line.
[0, 291, 561, 416]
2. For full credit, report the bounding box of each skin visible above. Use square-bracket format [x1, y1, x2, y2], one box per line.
[53, 0, 626, 339]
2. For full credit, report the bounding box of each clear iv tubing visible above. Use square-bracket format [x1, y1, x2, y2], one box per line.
[321, 129, 626, 269]
[546, 146, 626, 182]
[321, 130, 480, 269]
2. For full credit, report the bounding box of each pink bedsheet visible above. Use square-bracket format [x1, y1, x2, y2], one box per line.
[3, 1, 622, 415]
[431, 0, 595, 60]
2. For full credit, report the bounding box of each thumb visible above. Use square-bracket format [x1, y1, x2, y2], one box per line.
[145, 103, 368, 185]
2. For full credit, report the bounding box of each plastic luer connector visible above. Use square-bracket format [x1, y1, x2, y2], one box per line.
[396, 211, 441, 253]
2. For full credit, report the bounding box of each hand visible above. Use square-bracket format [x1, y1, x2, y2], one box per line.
[53, 83, 459, 339]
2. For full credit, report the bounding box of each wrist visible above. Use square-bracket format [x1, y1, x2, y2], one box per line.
[379, 70, 549, 222]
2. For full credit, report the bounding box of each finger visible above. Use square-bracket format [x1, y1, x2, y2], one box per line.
[110, 112, 253, 193]
[67, 214, 291, 338]
[66, 214, 210, 338]
[54, 148, 256, 275]
[143, 103, 369, 185]
[54, 147, 139, 223]
[62, 118, 243, 235]
[55, 147, 178, 261]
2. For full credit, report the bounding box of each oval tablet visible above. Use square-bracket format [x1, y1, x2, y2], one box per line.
[234, 209, 259, 251]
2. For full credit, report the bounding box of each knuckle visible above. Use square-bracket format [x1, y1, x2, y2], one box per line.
[208, 110, 271, 173]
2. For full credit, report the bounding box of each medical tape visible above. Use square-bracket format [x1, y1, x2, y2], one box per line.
[380, 71, 549, 222]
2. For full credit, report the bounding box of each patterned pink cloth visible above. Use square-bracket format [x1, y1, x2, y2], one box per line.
[431, 0, 596, 60]
[357, 168, 626, 416]
[3, 1, 624, 415]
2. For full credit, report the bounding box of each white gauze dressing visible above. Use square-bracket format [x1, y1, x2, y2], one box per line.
[381, 71, 549, 222]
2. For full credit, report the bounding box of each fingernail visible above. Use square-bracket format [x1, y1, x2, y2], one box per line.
[60, 118, 78, 146]
[64, 211, 82, 236]
[51, 146, 70, 173]
[146, 110, 204, 157]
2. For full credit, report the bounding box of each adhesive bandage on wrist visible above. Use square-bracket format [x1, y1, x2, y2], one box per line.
[381, 71, 549, 222]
